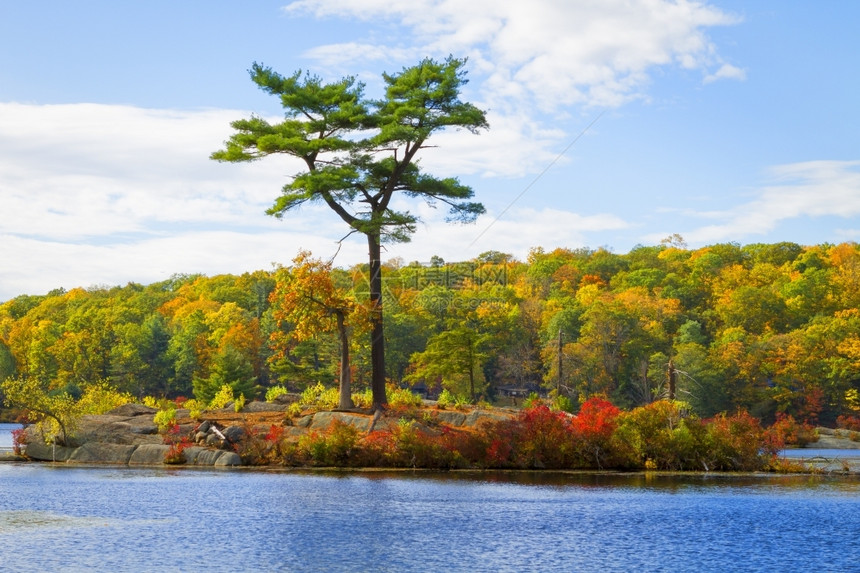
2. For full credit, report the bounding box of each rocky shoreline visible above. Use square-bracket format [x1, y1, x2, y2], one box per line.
[780, 427, 860, 474]
[5, 402, 860, 474]
[7, 401, 517, 468]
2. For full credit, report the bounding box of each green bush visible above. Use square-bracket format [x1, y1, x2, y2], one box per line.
[387, 385, 423, 408]
[76, 382, 134, 415]
[615, 401, 689, 469]
[551, 393, 575, 414]
[351, 388, 373, 409]
[209, 384, 235, 410]
[265, 385, 288, 403]
[153, 408, 177, 433]
[297, 382, 339, 410]
[522, 392, 543, 409]
[295, 420, 360, 466]
[703, 411, 766, 471]
[183, 398, 202, 419]
[436, 389, 455, 409]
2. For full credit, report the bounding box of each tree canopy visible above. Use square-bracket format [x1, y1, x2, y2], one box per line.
[211, 56, 488, 408]
[2, 241, 860, 427]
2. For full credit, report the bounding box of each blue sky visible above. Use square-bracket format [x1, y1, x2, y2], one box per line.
[1, 1, 859, 300]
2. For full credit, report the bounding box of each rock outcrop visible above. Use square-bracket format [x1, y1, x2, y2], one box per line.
[17, 401, 518, 468]
[20, 404, 244, 467]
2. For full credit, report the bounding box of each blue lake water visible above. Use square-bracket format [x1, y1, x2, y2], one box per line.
[781, 447, 860, 459]
[0, 423, 20, 450]
[1, 464, 859, 572]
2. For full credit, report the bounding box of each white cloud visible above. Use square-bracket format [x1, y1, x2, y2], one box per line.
[0, 101, 604, 300]
[285, 0, 741, 112]
[0, 229, 367, 300]
[704, 63, 747, 84]
[390, 204, 630, 263]
[0, 102, 355, 300]
[282, 0, 742, 189]
[0, 103, 296, 240]
[651, 160, 860, 245]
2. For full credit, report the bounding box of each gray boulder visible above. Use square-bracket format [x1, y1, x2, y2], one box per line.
[464, 409, 513, 427]
[182, 446, 205, 464]
[194, 449, 226, 465]
[243, 401, 286, 413]
[222, 425, 246, 443]
[73, 416, 161, 446]
[105, 403, 157, 417]
[24, 441, 76, 462]
[310, 411, 373, 432]
[129, 444, 172, 465]
[69, 442, 136, 465]
[214, 452, 242, 467]
[205, 434, 224, 447]
[272, 392, 300, 405]
[433, 411, 467, 426]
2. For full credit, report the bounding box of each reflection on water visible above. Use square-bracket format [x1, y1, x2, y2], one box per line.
[0, 510, 116, 533]
[1, 464, 859, 572]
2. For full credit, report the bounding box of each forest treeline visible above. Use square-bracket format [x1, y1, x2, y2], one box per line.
[2, 240, 859, 426]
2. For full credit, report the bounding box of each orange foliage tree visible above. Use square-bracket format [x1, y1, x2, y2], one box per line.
[270, 252, 368, 409]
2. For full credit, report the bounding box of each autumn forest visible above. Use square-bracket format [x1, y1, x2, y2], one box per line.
[2, 240, 859, 427]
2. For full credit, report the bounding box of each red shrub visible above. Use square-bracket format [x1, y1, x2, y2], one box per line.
[265, 424, 285, 443]
[572, 396, 619, 440]
[11, 427, 26, 455]
[836, 414, 860, 432]
[571, 396, 620, 468]
[486, 438, 513, 467]
[509, 404, 576, 469]
[796, 386, 824, 426]
[765, 413, 817, 450]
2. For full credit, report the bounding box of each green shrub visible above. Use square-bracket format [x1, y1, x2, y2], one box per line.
[551, 393, 575, 414]
[704, 411, 766, 471]
[153, 408, 177, 433]
[295, 420, 360, 466]
[265, 385, 288, 403]
[522, 392, 543, 409]
[317, 387, 340, 410]
[300, 382, 325, 406]
[387, 384, 422, 408]
[183, 398, 202, 419]
[209, 384, 235, 410]
[615, 400, 690, 469]
[297, 382, 339, 410]
[76, 382, 134, 415]
[351, 387, 373, 409]
[436, 389, 455, 409]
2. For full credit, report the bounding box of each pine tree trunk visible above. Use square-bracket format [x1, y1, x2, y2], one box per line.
[368, 234, 387, 409]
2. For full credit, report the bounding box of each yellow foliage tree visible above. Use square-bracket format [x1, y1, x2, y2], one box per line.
[270, 252, 369, 410]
